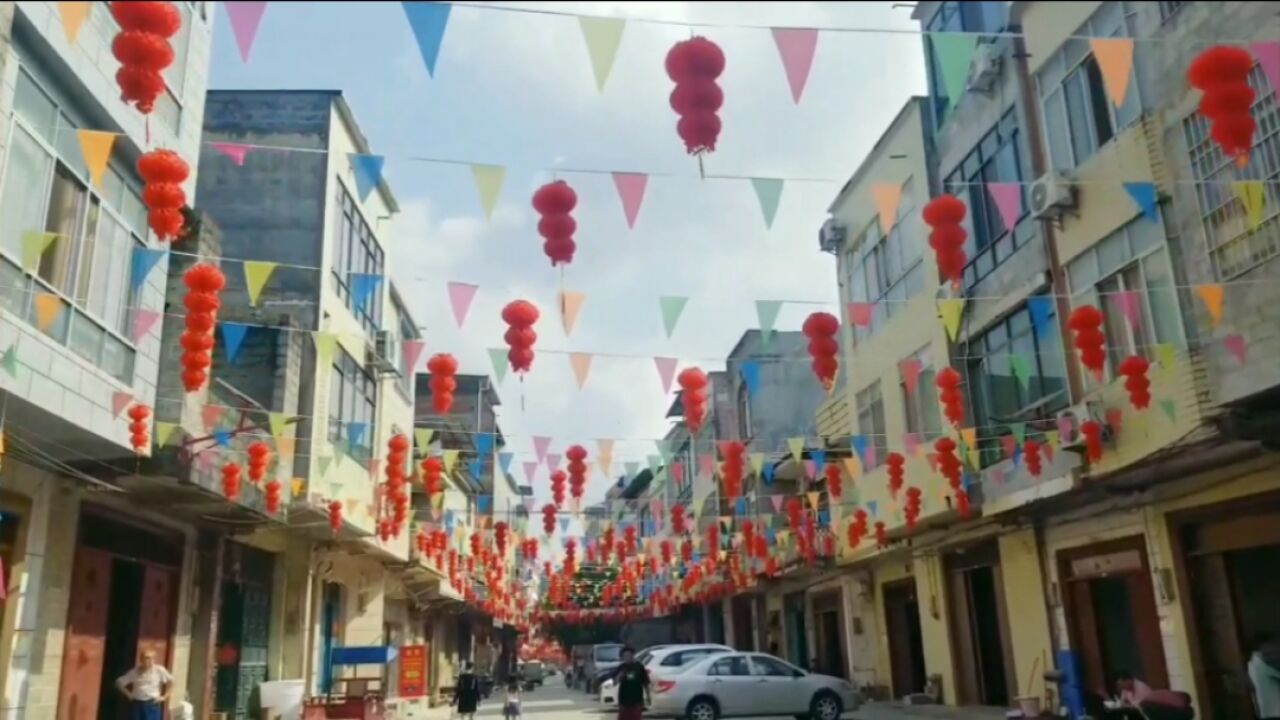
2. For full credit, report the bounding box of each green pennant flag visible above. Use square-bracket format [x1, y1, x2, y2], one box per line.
[1010, 422, 1027, 445]
[22, 231, 58, 272]
[268, 412, 289, 438]
[313, 332, 338, 365]
[1009, 353, 1033, 391]
[750, 178, 785, 229]
[415, 428, 436, 452]
[155, 421, 179, 447]
[756, 300, 784, 346]
[1159, 398, 1177, 423]
[647, 454, 662, 472]
[578, 16, 626, 92]
[750, 452, 765, 475]
[787, 437, 804, 462]
[930, 32, 979, 110]
[0, 346, 17, 378]
[488, 348, 509, 382]
[316, 454, 333, 476]
[659, 296, 689, 338]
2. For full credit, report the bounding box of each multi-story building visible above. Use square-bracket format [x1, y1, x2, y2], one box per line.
[0, 2, 213, 717]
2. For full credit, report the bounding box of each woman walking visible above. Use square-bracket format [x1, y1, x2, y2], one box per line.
[452, 661, 482, 720]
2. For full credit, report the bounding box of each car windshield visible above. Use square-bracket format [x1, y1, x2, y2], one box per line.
[634, 650, 653, 664]
[594, 646, 622, 663]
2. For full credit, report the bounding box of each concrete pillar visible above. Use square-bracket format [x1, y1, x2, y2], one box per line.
[998, 528, 1055, 705]
[911, 554, 957, 704]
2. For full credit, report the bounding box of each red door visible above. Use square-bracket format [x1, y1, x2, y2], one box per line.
[138, 564, 177, 667]
[57, 548, 113, 720]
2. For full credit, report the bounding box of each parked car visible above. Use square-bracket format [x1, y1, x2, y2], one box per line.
[646, 652, 862, 720]
[518, 661, 546, 689]
[599, 644, 732, 706]
[583, 643, 624, 693]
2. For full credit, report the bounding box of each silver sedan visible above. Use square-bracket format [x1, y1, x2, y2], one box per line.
[647, 652, 861, 720]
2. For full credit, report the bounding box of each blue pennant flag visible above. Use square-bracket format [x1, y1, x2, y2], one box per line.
[735, 497, 747, 516]
[347, 422, 368, 448]
[498, 451, 514, 474]
[131, 247, 166, 292]
[350, 273, 384, 313]
[851, 435, 868, 458]
[766, 527, 778, 545]
[476, 432, 495, 457]
[692, 550, 702, 564]
[763, 463, 776, 484]
[220, 322, 250, 363]
[1027, 296, 1054, 338]
[812, 449, 827, 469]
[468, 459, 481, 478]
[818, 509, 830, 527]
[867, 500, 880, 517]
[741, 360, 762, 397]
[559, 517, 571, 533]
[401, 1, 451, 77]
[349, 154, 386, 202]
[963, 472, 974, 491]
[214, 430, 232, 447]
[444, 510, 456, 532]
[1123, 181, 1159, 223]
[477, 495, 492, 513]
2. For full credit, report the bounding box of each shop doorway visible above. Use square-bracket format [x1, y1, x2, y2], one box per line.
[812, 590, 846, 678]
[0, 496, 30, 700]
[215, 544, 275, 719]
[947, 544, 1015, 706]
[731, 594, 755, 651]
[320, 583, 343, 693]
[883, 578, 927, 699]
[784, 591, 809, 669]
[707, 601, 725, 645]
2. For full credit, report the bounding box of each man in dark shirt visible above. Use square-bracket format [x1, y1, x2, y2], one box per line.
[613, 646, 650, 720]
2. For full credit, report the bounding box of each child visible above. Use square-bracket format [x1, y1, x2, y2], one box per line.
[503, 680, 522, 720]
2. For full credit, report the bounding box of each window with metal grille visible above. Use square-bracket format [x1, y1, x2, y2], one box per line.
[1182, 64, 1280, 279]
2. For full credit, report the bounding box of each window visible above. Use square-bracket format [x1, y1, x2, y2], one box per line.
[924, 2, 1007, 122]
[964, 300, 1070, 467]
[1068, 219, 1184, 381]
[736, 381, 752, 440]
[855, 382, 887, 468]
[751, 656, 798, 677]
[1037, 3, 1141, 171]
[395, 305, 418, 397]
[661, 649, 716, 667]
[0, 70, 145, 383]
[1183, 63, 1280, 278]
[708, 656, 750, 676]
[331, 181, 386, 333]
[943, 111, 1032, 288]
[901, 345, 944, 441]
[842, 177, 926, 344]
[328, 347, 378, 460]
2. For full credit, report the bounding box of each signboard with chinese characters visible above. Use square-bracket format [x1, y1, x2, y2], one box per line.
[399, 644, 428, 697]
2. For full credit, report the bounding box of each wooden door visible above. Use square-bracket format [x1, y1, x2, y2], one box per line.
[57, 548, 113, 720]
[883, 580, 925, 698]
[1189, 553, 1255, 720]
[138, 565, 177, 668]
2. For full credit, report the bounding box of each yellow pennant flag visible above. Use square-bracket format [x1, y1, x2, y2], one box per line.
[1154, 343, 1178, 372]
[443, 448, 460, 473]
[749, 452, 765, 476]
[415, 429, 436, 451]
[243, 261, 278, 306]
[1233, 181, 1266, 229]
[155, 421, 179, 447]
[470, 164, 506, 220]
[1044, 430, 1060, 452]
[578, 16, 627, 92]
[569, 352, 593, 389]
[806, 491, 821, 510]
[313, 332, 338, 364]
[959, 427, 979, 468]
[872, 183, 903, 232]
[938, 298, 966, 341]
[1089, 38, 1134, 106]
[291, 477, 305, 497]
[76, 129, 116, 189]
[560, 290, 586, 336]
[21, 231, 58, 272]
[268, 411, 289, 438]
[842, 456, 861, 480]
[58, 2, 92, 43]
[1194, 284, 1224, 327]
[787, 437, 805, 462]
[34, 293, 64, 332]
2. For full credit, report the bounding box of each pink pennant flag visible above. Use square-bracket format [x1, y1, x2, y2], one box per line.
[987, 182, 1022, 231]
[1113, 290, 1141, 330]
[803, 459, 816, 478]
[202, 404, 226, 430]
[446, 282, 479, 327]
[368, 457, 383, 477]
[1252, 42, 1280, 95]
[863, 443, 878, 469]
[654, 356, 678, 394]
[771, 28, 820, 103]
[402, 339, 426, 374]
[1057, 414, 1076, 444]
[523, 460, 539, 483]
[1001, 435, 1017, 458]
[225, 1, 268, 63]
[925, 453, 939, 472]
[211, 142, 251, 166]
[698, 453, 716, 478]
[532, 436, 552, 463]
[770, 495, 785, 513]
[546, 453, 562, 473]
[1106, 407, 1124, 432]
[671, 461, 685, 485]
[903, 432, 921, 457]
[196, 451, 217, 474]
[111, 391, 134, 417]
[612, 172, 648, 229]
[899, 358, 923, 396]
[1224, 333, 1248, 366]
[131, 308, 162, 344]
[847, 302, 873, 328]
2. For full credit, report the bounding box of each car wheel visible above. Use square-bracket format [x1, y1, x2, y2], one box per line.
[686, 697, 719, 720]
[810, 691, 842, 720]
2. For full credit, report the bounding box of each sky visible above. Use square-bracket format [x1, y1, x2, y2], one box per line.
[208, 1, 927, 507]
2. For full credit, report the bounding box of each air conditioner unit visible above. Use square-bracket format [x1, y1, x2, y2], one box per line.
[967, 42, 1003, 93]
[818, 218, 846, 254]
[1029, 171, 1077, 220]
[1056, 400, 1110, 452]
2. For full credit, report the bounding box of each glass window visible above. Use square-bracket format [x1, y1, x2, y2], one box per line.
[327, 347, 379, 457]
[856, 381, 888, 466]
[943, 111, 1029, 286]
[40, 165, 89, 294]
[708, 656, 751, 676]
[902, 347, 944, 440]
[751, 656, 796, 677]
[331, 180, 385, 333]
[0, 126, 53, 260]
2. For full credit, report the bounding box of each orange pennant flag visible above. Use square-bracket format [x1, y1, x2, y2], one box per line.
[1090, 38, 1134, 107]
[1195, 284, 1225, 327]
[76, 129, 116, 189]
[560, 290, 585, 336]
[57, 2, 92, 43]
[34, 293, 64, 332]
[569, 352, 593, 389]
[872, 183, 903, 233]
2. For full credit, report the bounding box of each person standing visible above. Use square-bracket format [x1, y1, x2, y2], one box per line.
[452, 661, 481, 720]
[115, 650, 172, 720]
[502, 679, 523, 720]
[612, 646, 650, 720]
[1248, 633, 1280, 720]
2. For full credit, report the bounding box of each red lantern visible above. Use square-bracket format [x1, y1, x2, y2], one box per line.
[264, 479, 282, 514]
[624, 525, 638, 556]
[427, 353, 458, 414]
[127, 404, 151, 455]
[566, 445, 588, 503]
[665, 36, 725, 155]
[1068, 305, 1108, 380]
[681, 538, 693, 565]
[221, 462, 242, 500]
[706, 524, 720, 557]
[935, 367, 965, 427]
[138, 149, 189, 241]
[247, 441, 270, 485]
[671, 503, 686, 535]
[660, 539, 674, 568]
[677, 367, 709, 435]
[541, 503, 557, 536]
[495, 521, 509, 557]
[1081, 420, 1104, 463]
[110, 1, 182, 114]
[847, 508, 868, 549]
[421, 456, 444, 494]
[532, 180, 578, 266]
[550, 470, 567, 509]
[875, 521, 889, 549]
[1188, 46, 1257, 165]
[923, 194, 968, 286]
[786, 496, 804, 531]
[904, 487, 923, 530]
[328, 500, 343, 533]
[720, 441, 745, 499]
[823, 462, 842, 500]
[1117, 355, 1152, 410]
[934, 437, 963, 491]
[802, 312, 841, 391]
[886, 451, 905, 497]
[180, 263, 225, 392]
[955, 488, 972, 518]
[502, 300, 540, 373]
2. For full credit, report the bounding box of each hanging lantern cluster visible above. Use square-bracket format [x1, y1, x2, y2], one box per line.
[421, 455, 444, 495]
[180, 263, 225, 392]
[936, 367, 965, 427]
[823, 462, 842, 500]
[802, 311, 840, 391]
[502, 300, 539, 373]
[1081, 419, 1104, 462]
[110, 1, 182, 114]
[665, 36, 725, 155]
[923, 194, 969, 286]
[671, 503, 687, 535]
[786, 496, 804, 531]
[847, 508, 869, 549]
[138, 149, 189, 241]
[264, 479, 282, 515]
[127, 404, 151, 455]
[1025, 438, 1043, 478]
[705, 523, 720, 560]
[386, 433, 410, 535]
[427, 353, 458, 414]
[566, 445, 588, 503]
[1068, 305, 1107, 380]
[522, 537, 539, 562]
[1118, 355, 1152, 410]
[677, 367, 709, 435]
[624, 525, 638, 556]
[934, 436, 964, 498]
[1188, 46, 1257, 165]
[720, 441, 745, 499]
[541, 503, 557, 536]
[904, 487, 922, 530]
[247, 441, 270, 485]
[532, 180, 578, 266]
[494, 521, 509, 558]
[875, 521, 889, 549]
[660, 539, 674, 568]
[886, 451, 905, 498]
[328, 499, 343, 533]
[221, 462, 242, 501]
[551, 470, 567, 509]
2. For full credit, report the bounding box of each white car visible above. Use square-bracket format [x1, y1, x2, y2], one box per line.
[646, 652, 862, 720]
[598, 644, 732, 706]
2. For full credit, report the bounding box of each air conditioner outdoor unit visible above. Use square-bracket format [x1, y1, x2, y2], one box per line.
[818, 217, 846, 254]
[1029, 171, 1077, 220]
[967, 42, 1003, 93]
[1056, 400, 1110, 452]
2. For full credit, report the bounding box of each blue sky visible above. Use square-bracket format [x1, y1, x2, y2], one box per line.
[208, 1, 927, 505]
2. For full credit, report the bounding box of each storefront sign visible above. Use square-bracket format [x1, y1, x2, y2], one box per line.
[399, 644, 428, 697]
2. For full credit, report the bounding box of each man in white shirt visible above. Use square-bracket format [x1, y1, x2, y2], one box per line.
[1249, 633, 1280, 720]
[116, 650, 172, 720]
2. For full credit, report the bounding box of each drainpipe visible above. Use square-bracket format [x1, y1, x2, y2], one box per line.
[1009, 16, 1084, 403]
